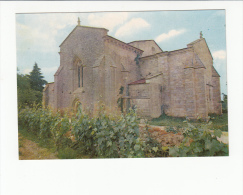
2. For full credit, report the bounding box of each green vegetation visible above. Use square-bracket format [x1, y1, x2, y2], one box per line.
[208, 113, 228, 132]
[149, 114, 186, 128]
[17, 63, 47, 108]
[28, 62, 47, 92]
[149, 113, 228, 132]
[17, 73, 42, 108]
[18, 106, 228, 158]
[221, 93, 228, 113]
[18, 106, 168, 159]
[169, 122, 228, 157]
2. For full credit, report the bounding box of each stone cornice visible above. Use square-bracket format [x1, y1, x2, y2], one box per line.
[167, 47, 191, 55]
[146, 72, 163, 80]
[140, 47, 192, 61]
[103, 35, 143, 54]
[140, 53, 161, 60]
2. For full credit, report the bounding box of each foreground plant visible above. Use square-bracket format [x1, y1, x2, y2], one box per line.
[169, 122, 229, 157]
[72, 107, 144, 158]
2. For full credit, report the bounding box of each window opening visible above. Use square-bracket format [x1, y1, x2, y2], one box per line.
[82, 66, 83, 87]
[78, 66, 81, 88]
[77, 60, 84, 88]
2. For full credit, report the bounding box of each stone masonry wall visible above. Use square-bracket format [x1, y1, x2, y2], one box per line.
[128, 40, 162, 57]
[129, 84, 151, 116]
[194, 68, 208, 118]
[102, 37, 141, 113]
[167, 50, 193, 117]
[189, 39, 214, 114]
[54, 26, 108, 113]
[139, 56, 159, 78]
[43, 83, 55, 109]
[212, 76, 222, 114]
[44, 24, 221, 120]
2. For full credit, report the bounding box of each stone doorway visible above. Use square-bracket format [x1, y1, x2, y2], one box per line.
[72, 99, 82, 114]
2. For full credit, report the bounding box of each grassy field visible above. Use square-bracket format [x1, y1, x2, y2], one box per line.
[19, 133, 58, 160]
[148, 113, 228, 132]
[18, 127, 91, 159]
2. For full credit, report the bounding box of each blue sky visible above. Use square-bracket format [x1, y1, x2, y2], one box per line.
[16, 10, 227, 96]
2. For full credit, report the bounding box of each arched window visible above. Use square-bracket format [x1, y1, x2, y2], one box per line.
[77, 61, 84, 88]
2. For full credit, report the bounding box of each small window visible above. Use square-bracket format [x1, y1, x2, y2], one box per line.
[77, 61, 84, 88]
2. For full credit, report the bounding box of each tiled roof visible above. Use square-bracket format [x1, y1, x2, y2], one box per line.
[128, 79, 146, 85]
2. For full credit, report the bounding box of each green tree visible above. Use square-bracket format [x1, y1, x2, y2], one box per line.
[29, 62, 47, 92]
[17, 72, 42, 108]
[221, 93, 228, 113]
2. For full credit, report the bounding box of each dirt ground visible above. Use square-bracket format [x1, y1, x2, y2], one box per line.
[18, 133, 58, 160]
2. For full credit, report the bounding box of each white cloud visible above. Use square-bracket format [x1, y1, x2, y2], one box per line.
[16, 13, 81, 53]
[88, 12, 129, 32]
[23, 68, 32, 74]
[42, 66, 58, 74]
[155, 29, 186, 43]
[213, 50, 227, 60]
[16, 23, 57, 53]
[115, 18, 150, 38]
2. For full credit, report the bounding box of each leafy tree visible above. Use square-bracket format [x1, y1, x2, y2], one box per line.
[17, 63, 47, 108]
[28, 62, 47, 92]
[221, 93, 228, 113]
[17, 73, 42, 108]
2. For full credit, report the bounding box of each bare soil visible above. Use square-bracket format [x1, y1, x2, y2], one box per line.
[19, 133, 58, 160]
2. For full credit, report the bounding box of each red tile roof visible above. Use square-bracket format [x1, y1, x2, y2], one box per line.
[128, 79, 146, 85]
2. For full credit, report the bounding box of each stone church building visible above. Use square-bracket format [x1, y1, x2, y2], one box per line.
[43, 19, 222, 119]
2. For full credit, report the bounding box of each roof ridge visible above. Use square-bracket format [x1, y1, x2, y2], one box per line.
[128, 39, 163, 52]
[59, 25, 108, 47]
[104, 35, 144, 53]
[78, 25, 108, 31]
[187, 38, 204, 46]
[128, 40, 154, 44]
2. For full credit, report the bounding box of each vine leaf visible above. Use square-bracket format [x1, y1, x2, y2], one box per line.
[169, 147, 179, 157]
[213, 130, 222, 138]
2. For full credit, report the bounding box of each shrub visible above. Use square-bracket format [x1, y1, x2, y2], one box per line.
[57, 147, 79, 159]
[169, 122, 229, 157]
[72, 108, 144, 158]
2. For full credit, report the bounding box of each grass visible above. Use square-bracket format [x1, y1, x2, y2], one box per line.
[19, 126, 56, 152]
[18, 126, 91, 159]
[208, 113, 228, 132]
[148, 113, 228, 131]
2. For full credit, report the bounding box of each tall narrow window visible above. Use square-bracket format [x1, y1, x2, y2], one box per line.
[82, 66, 84, 87]
[78, 66, 81, 88]
[77, 60, 84, 88]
